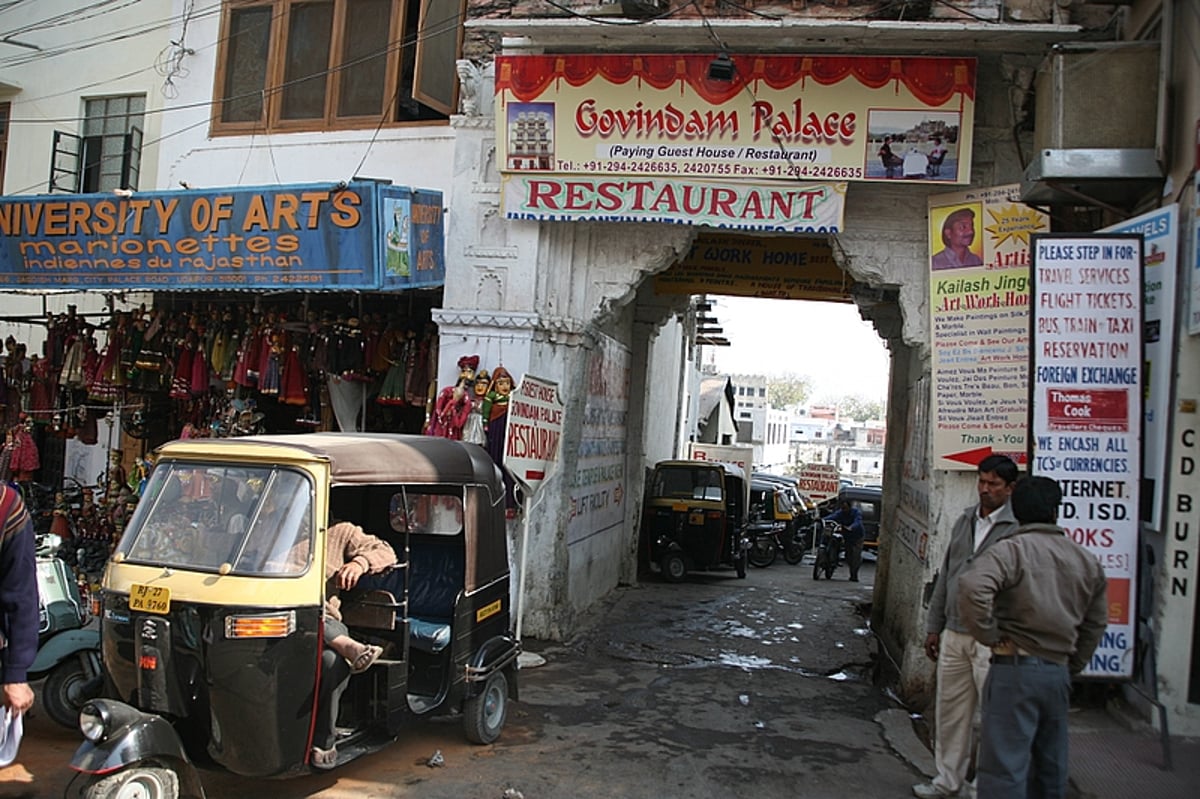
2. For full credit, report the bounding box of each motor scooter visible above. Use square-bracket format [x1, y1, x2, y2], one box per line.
[811, 522, 846, 580]
[31, 555, 103, 728]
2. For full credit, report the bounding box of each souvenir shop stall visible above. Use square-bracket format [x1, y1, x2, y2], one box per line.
[0, 180, 447, 595]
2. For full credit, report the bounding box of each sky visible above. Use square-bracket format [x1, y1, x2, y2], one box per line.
[704, 296, 891, 402]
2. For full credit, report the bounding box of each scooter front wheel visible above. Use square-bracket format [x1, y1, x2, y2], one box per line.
[42, 658, 99, 729]
[79, 766, 179, 799]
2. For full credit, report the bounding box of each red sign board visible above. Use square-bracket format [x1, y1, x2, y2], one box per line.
[1045, 388, 1129, 432]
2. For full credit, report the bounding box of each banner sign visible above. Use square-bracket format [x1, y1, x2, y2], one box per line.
[654, 232, 850, 302]
[0, 181, 444, 291]
[1101, 206, 1178, 531]
[929, 185, 1050, 469]
[502, 174, 845, 232]
[496, 54, 976, 185]
[797, 462, 841, 503]
[1192, 171, 1200, 335]
[505, 375, 564, 495]
[1030, 232, 1143, 680]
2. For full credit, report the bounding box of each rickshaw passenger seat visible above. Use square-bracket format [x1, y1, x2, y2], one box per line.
[407, 539, 463, 653]
[354, 539, 463, 654]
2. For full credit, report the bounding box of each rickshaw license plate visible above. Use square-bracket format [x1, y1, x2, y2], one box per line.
[129, 584, 171, 614]
[688, 511, 704, 525]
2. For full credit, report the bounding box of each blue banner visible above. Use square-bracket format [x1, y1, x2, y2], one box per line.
[0, 181, 443, 291]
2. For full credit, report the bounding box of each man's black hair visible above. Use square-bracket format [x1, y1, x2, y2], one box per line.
[1010, 476, 1062, 525]
[977, 453, 1019, 484]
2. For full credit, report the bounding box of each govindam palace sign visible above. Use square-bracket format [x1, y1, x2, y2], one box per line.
[0, 181, 444, 291]
[495, 54, 976, 186]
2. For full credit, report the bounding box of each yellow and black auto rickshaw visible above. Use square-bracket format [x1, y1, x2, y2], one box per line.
[67, 434, 519, 798]
[641, 459, 749, 582]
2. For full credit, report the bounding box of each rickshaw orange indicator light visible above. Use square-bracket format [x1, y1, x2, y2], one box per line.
[139, 655, 157, 670]
[225, 611, 296, 639]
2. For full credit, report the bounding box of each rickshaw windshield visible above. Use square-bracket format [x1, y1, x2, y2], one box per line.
[117, 462, 314, 576]
[650, 466, 724, 502]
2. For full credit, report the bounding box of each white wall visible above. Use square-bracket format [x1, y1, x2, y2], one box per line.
[0, 0, 169, 196]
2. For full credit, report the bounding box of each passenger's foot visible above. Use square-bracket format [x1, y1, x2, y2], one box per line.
[349, 644, 383, 674]
[912, 784, 956, 798]
[311, 746, 337, 770]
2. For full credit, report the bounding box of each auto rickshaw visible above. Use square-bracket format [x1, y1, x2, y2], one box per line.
[67, 434, 520, 799]
[642, 460, 749, 581]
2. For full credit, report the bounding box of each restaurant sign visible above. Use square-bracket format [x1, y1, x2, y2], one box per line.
[502, 174, 845, 232]
[0, 181, 444, 291]
[496, 54, 976, 185]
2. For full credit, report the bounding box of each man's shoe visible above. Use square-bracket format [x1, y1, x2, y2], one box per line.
[912, 784, 953, 799]
[850, 576, 859, 582]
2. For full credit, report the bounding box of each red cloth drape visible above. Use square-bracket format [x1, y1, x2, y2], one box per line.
[496, 54, 975, 107]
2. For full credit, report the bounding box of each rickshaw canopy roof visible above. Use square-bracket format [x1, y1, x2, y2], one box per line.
[156, 433, 503, 488]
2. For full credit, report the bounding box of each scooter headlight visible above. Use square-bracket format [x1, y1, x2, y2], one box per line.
[79, 701, 108, 742]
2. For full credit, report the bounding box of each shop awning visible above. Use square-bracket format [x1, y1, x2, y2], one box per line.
[0, 181, 444, 292]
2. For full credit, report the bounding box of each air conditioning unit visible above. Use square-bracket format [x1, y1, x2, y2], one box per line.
[1022, 41, 1164, 207]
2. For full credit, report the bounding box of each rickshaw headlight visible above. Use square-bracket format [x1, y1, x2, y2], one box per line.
[79, 701, 107, 742]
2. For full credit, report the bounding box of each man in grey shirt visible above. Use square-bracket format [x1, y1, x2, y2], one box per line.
[958, 476, 1107, 799]
[913, 454, 1019, 799]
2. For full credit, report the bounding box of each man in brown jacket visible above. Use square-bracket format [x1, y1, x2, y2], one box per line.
[958, 476, 1108, 799]
[311, 519, 398, 768]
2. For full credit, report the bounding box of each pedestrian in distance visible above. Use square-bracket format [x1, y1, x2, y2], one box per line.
[0, 483, 39, 763]
[957, 476, 1108, 799]
[913, 453, 1020, 799]
[823, 499, 865, 581]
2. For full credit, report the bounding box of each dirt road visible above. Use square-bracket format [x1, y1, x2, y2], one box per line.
[2, 558, 924, 798]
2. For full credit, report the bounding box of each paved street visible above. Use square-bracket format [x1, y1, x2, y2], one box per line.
[3, 558, 928, 798]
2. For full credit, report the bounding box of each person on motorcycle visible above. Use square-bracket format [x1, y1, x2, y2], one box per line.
[823, 500, 865, 581]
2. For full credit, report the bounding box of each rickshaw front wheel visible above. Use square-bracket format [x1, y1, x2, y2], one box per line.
[80, 766, 179, 799]
[464, 671, 509, 744]
[659, 551, 687, 583]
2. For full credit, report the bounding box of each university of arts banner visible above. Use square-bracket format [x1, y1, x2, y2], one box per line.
[1029, 233, 1143, 679]
[928, 185, 1050, 470]
[495, 54, 976, 185]
[0, 181, 444, 291]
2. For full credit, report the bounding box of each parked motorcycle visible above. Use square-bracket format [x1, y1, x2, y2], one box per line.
[747, 519, 785, 568]
[811, 522, 846, 580]
[783, 520, 816, 565]
[31, 556, 102, 728]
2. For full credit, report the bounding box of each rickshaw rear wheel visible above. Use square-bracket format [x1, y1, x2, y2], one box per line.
[80, 766, 179, 799]
[659, 551, 687, 583]
[734, 549, 747, 579]
[464, 671, 509, 744]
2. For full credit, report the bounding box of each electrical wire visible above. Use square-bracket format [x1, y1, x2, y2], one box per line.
[4, 4, 469, 194]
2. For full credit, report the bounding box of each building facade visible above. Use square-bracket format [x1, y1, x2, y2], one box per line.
[2, 0, 1197, 739]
